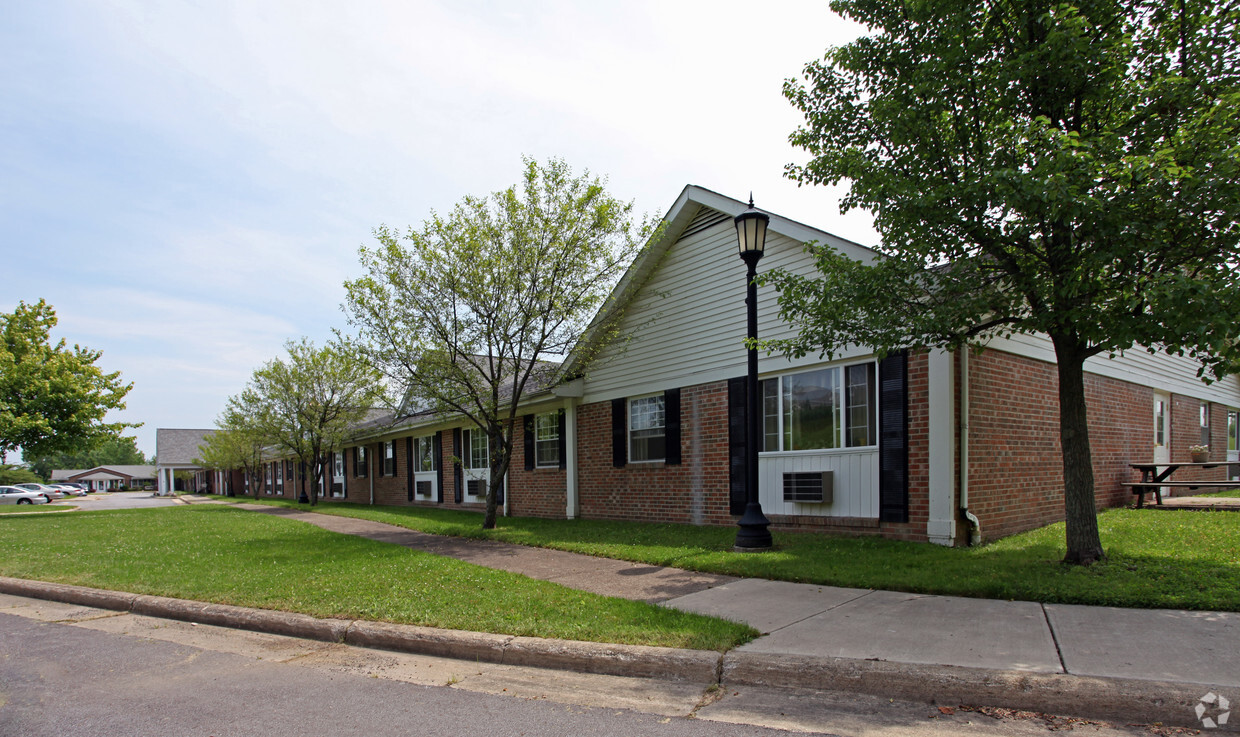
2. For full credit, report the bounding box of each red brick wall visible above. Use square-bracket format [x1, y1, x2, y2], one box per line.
[576, 382, 733, 526]
[966, 349, 1152, 540]
[507, 415, 568, 519]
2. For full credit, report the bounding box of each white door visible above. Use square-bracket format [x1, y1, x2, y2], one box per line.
[1228, 410, 1238, 480]
[1153, 392, 1171, 465]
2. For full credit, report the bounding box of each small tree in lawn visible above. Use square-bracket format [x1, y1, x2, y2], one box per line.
[343, 157, 657, 529]
[768, 0, 1240, 563]
[248, 338, 385, 506]
[195, 396, 269, 499]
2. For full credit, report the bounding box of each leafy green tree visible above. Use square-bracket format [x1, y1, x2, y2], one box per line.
[768, 0, 1240, 563]
[247, 338, 386, 505]
[0, 464, 43, 485]
[0, 300, 135, 461]
[194, 396, 269, 499]
[27, 435, 149, 480]
[343, 157, 657, 529]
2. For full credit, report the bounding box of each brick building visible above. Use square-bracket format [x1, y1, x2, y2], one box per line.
[242, 186, 1240, 545]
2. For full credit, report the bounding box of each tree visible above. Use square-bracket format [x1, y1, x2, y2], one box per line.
[247, 338, 386, 506]
[0, 464, 43, 485]
[194, 396, 269, 499]
[27, 435, 149, 480]
[768, 0, 1240, 563]
[0, 300, 135, 461]
[343, 157, 657, 529]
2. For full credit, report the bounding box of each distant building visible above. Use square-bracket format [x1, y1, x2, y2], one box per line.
[51, 465, 157, 491]
[155, 428, 214, 495]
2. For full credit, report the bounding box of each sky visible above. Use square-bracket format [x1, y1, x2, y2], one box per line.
[1, 1, 875, 462]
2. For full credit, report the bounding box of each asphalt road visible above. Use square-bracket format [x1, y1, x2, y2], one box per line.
[0, 596, 1162, 737]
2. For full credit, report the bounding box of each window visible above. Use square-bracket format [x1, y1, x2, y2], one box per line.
[285, 460, 294, 481]
[534, 412, 560, 468]
[1229, 411, 1238, 452]
[463, 428, 488, 469]
[382, 441, 396, 477]
[1201, 402, 1211, 446]
[265, 464, 274, 495]
[333, 452, 344, 479]
[629, 395, 666, 462]
[759, 362, 878, 452]
[274, 462, 284, 493]
[414, 435, 437, 472]
[353, 446, 368, 477]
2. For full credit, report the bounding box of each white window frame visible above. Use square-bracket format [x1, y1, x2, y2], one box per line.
[760, 360, 879, 454]
[1201, 402, 1211, 447]
[534, 412, 560, 469]
[628, 395, 666, 463]
[414, 435, 437, 473]
[382, 440, 396, 477]
[353, 446, 368, 478]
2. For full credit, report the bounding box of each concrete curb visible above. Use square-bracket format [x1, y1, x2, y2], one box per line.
[1, 576, 1227, 730]
[0, 577, 718, 684]
[720, 651, 1227, 730]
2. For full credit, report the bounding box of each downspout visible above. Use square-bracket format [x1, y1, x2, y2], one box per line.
[960, 348, 981, 545]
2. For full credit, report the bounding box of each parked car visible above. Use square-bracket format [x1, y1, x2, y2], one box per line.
[15, 483, 65, 500]
[0, 486, 50, 505]
[51, 484, 86, 496]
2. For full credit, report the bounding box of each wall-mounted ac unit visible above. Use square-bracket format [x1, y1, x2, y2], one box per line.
[783, 471, 833, 504]
[416, 480, 433, 497]
[467, 479, 487, 497]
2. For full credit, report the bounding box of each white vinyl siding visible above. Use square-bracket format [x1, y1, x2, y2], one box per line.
[582, 210, 876, 402]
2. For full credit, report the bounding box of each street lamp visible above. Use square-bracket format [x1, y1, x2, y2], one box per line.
[734, 195, 773, 551]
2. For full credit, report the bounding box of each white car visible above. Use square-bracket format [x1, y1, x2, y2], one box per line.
[0, 485, 51, 505]
[51, 484, 86, 497]
[14, 483, 65, 500]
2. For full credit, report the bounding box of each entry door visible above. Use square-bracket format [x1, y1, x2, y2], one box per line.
[1228, 410, 1238, 480]
[1153, 392, 1171, 465]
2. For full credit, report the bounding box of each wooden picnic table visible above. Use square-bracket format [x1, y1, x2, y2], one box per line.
[1125, 461, 1240, 508]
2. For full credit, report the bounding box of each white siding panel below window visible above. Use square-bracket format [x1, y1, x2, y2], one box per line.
[758, 450, 880, 518]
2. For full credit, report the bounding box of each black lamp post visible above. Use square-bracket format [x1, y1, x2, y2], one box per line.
[734, 195, 773, 551]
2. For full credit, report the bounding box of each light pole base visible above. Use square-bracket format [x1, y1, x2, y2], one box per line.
[734, 504, 773, 551]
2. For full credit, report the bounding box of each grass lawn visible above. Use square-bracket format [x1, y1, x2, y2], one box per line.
[0, 504, 74, 514]
[0, 506, 755, 651]
[230, 497, 1240, 611]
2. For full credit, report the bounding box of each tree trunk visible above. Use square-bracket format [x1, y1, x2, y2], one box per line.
[1051, 335, 1105, 565]
[482, 426, 511, 530]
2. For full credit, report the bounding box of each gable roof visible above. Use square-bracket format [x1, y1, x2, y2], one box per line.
[51, 465, 157, 481]
[156, 428, 215, 466]
[559, 185, 876, 381]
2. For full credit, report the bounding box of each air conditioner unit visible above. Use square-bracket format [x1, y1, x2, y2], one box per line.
[783, 471, 833, 504]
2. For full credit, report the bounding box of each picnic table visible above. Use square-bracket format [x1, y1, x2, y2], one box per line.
[1125, 461, 1240, 508]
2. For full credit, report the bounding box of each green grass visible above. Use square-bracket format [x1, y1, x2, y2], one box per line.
[0, 506, 755, 650]
[229, 497, 1240, 611]
[0, 503, 74, 514]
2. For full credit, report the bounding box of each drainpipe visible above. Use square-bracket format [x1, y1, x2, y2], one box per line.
[960, 348, 981, 545]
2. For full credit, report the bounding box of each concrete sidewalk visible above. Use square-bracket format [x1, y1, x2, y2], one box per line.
[74, 496, 1240, 728]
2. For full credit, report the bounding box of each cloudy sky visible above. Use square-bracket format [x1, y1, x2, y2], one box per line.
[2, 1, 874, 460]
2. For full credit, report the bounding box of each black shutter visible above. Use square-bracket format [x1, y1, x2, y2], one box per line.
[879, 351, 909, 523]
[664, 388, 682, 465]
[434, 432, 444, 503]
[557, 409, 567, 470]
[341, 452, 348, 499]
[611, 398, 627, 468]
[728, 376, 747, 516]
[523, 415, 535, 471]
[453, 428, 463, 503]
[406, 437, 414, 502]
